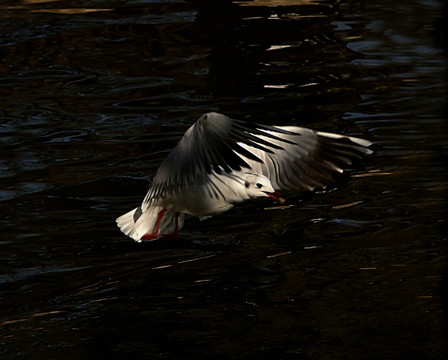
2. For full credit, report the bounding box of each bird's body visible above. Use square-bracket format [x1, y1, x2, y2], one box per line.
[116, 112, 373, 241]
[162, 171, 275, 217]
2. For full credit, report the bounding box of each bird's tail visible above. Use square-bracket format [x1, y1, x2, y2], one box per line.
[116, 205, 184, 242]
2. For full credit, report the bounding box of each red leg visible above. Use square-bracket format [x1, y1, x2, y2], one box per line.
[141, 208, 167, 241]
[159, 212, 180, 241]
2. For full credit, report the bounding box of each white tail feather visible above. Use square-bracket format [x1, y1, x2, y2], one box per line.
[116, 206, 185, 242]
[116, 207, 155, 241]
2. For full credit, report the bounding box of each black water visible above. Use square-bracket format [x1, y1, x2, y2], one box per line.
[1, 0, 447, 359]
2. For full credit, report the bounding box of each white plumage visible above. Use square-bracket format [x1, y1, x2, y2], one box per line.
[117, 112, 372, 241]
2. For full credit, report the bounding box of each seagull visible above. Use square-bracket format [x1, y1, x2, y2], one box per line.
[116, 112, 373, 241]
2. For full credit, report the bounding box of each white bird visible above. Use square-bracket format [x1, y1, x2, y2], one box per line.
[116, 112, 373, 241]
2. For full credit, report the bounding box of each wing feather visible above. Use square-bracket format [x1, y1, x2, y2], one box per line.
[236, 125, 373, 191]
[143, 113, 372, 205]
[144, 112, 300, 204]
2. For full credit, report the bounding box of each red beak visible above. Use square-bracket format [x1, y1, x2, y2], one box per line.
[264, 190, 285, 204]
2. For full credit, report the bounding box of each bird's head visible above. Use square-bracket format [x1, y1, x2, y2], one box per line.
[242, 173, 285, 203]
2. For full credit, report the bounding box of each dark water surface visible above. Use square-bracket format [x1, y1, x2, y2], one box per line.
[1, 0, 447, 359]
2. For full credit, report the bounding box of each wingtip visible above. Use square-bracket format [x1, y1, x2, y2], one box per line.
[347, 136, 374, 150]
[318, 131, 374, 155]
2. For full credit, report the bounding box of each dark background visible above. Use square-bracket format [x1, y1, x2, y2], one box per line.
[0, 0, 447, 359]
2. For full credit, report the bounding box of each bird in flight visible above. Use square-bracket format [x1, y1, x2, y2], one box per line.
[116, 112, 373, 241]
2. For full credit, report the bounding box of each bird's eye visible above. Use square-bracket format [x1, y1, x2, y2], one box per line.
[245, 181, 250, 188]
[256, 183, 263, 188]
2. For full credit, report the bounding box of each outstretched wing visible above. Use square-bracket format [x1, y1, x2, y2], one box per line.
[237, 126, 373, 191]
[143, 112, 298, 203]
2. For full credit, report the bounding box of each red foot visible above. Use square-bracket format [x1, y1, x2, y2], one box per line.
[140, 211, 180, 242]
[140, 208, 167, 241]
[141, 233, 159, 241]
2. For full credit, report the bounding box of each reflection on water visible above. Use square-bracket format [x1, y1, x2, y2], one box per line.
[0, 0, 447, 359]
